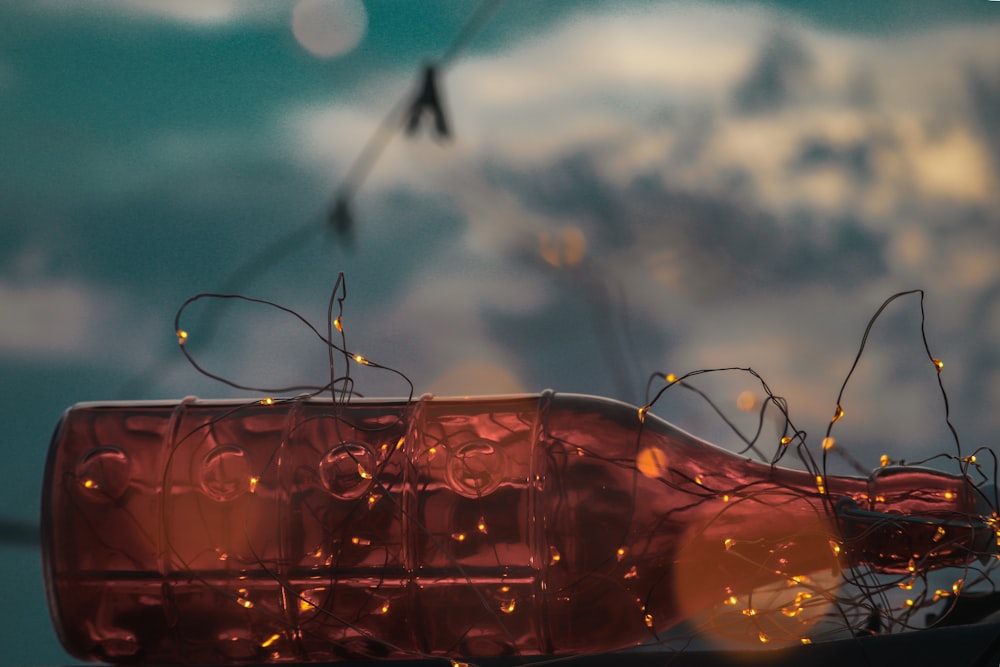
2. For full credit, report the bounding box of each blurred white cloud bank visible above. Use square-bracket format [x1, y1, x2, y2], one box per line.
[292, 4, 1000, 465]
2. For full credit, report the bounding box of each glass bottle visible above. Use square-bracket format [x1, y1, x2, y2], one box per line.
[43, 392, 994, 663]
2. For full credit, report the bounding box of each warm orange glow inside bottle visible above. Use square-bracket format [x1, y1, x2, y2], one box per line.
[42, 393, 994, 663]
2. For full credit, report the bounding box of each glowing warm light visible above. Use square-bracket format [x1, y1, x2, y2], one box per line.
[260, 397, 274, 406]
[758, 632, 769, 644]
[831, 404, 844, 423]
[395, 436, 405, 450]
[637, 405, 649, 423]
[562, 228, 587, 266]
[800, 638, 812, 645]
[934, 526, 946, 542]
[539, 231, 560, 267]
[736, 390, 756, 412]
[816, 475, 826, 494]
[48, 389, 996, 661]
[963, 455, 977, 464]
[828, 540, 841, 557]
[780, 436, 792, 446]
[899, 579, 914, 590]
[353, 354, 370, 366]
[822, 437, 835, 451]
[333, 317, 343, 332]
[637, 446, 669, 478]
[722, 494, 730, 502]
[176, 329, 188, 345]
[880, 454, 889, 467]
[932, 358, 944, 372]
[237, 590, 253, 609]
[539, 228, 587, 268]
[944, 491, 955, 500]
[953, 579, 964, 595]
[904, 599, 915, 608]
[665, 373, 677, 383]
[549, 545, 561, 565]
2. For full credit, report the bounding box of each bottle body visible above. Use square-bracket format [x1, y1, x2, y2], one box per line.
[43, 393, 990, 663]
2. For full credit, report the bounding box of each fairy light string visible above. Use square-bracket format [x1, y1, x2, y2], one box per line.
[166, 276, 547, 664]
[633, 290, 998, 645]
[66, 283, 991, 663]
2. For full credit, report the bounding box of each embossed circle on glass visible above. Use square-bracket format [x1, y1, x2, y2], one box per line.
[217, 632, 259, 660]
[95, 635, 140, 661]
[445, 440, 505, 498]
[75, 446, 131, 502]
[199, 444, 252, 502]
[319, 442, 376, 499]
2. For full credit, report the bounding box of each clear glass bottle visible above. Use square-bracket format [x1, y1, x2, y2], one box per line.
[42, 392, 993, 663]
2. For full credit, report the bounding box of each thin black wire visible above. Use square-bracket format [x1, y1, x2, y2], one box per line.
[117, 1, 506, 398]
[332, 0, 505, 208]
[822, 290, 963, 470]
[438, 0, 505, 69]
[172, 275, 414, 401]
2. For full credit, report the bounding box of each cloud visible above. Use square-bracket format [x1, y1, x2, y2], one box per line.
[0, 280, 110, 359]
[101, 0, 280, 26]
[282, 3, 1000, 458]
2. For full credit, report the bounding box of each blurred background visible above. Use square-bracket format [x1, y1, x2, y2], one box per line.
[2, 1, 1000, 664]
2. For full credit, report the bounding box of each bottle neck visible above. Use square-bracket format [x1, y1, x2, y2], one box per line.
[542, 394, 994, 638]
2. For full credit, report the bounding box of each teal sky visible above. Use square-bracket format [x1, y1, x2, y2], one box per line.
[2, 1, 1000, 664]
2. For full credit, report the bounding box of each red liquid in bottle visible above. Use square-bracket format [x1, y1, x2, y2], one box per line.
[43, 392, 993, 663]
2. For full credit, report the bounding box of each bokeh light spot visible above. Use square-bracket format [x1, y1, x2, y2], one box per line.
[292, 0, 367, 58]
[736, 390, 756, 413]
